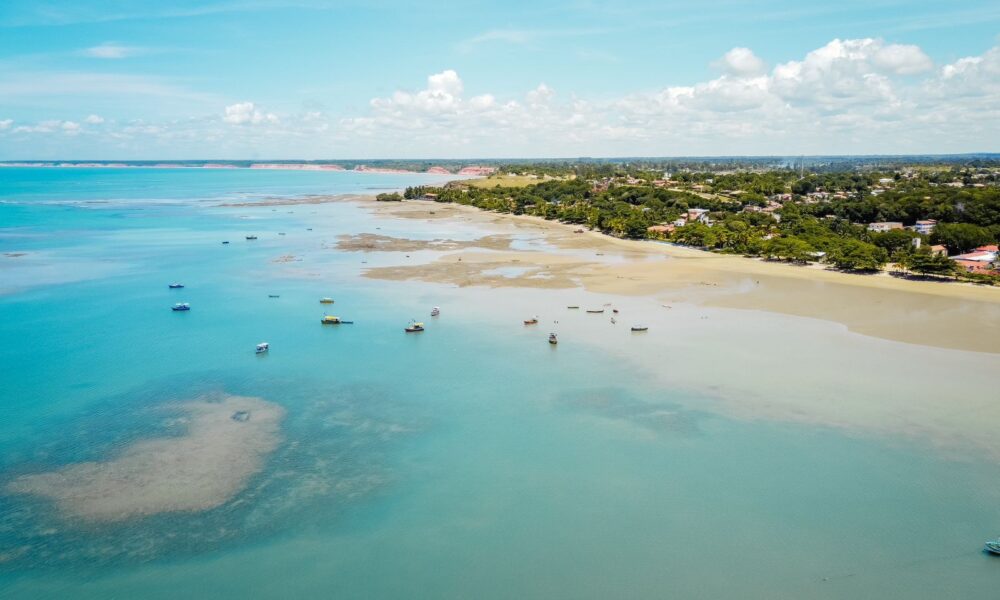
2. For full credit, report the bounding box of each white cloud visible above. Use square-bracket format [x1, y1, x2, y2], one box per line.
[7, 38, 999, 158]
[526, 83, 555, 106]
[12, 120, 82, 135]
[427, 69, 463, 96]
[338, 39, 1000, 156]
[872, 43, 933, 75]
[714, 47, 767, 76]
[82, 42, 140, 59]
[222, 102, 278, 125]
[84, 114, 105, 124]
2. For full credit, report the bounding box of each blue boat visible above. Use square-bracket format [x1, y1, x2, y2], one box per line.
[168, 283, 184, 289]
[172, 303, 190, 311]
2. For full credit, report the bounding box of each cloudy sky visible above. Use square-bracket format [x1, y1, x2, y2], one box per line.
[0, 0, 998, 159]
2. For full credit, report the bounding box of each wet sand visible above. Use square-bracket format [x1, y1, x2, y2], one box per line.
[7, 394, 284, 523]
[352, 199, 1000, 353]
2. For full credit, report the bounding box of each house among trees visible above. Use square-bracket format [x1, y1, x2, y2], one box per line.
[867, 221, 904, 232]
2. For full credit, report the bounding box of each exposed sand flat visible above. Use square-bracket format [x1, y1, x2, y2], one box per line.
[335, 233, 512, 253]
[7, 394, 284, 523]
[352, 199, 1000, 353]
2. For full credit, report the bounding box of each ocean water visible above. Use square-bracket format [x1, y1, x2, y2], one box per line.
[1, 167, 1000, 598]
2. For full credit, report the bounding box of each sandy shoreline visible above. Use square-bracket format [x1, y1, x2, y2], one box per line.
[334, 196, 1000, 353]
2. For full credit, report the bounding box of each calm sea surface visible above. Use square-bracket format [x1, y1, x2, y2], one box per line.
[1, 167, 999, 598]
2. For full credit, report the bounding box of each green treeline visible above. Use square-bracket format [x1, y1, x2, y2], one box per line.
[403, 168, 1000, 283]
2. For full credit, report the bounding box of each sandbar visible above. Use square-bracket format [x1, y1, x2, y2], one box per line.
[7, 394, 284, 523]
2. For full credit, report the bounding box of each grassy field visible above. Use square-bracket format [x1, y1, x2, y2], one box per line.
[463, 174, 563, 188]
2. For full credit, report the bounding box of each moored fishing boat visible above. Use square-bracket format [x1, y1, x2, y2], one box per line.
[171, 302, 190, 311]
[405, 320, 425, 333]
[168, 283, 184, 289]
[631, 325, 648, 332]
[986, 538, 1000, 555]
[586, 308, 604, 314]
[431, 306, 440, 317]
[246, 235, 258, 240]
[548, 333, 558, 345]
[320, 315, 353, 325]
[524, 317, 539, 325]
[319, 297, 334, 304]
[567, 305, 579, 309]
[255, 342, 269, 354]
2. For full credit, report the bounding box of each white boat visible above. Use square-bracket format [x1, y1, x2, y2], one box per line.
[431, 306, 440, 317]
[256, 342, 269, 354]
[548, 333, 558, 345]
[171, 302, 190, 311]
[986, 538, 1000, 555]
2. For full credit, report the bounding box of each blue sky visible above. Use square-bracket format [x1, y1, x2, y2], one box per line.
[0, 0, 998, 158]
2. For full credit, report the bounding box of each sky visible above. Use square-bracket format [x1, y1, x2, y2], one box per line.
[0, 0, 998, 159]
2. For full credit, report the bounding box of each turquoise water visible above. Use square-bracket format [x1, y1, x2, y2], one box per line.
[2, 168, 1000, 598]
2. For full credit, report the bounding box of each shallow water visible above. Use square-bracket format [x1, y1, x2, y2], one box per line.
[2, 168, 1000, 598]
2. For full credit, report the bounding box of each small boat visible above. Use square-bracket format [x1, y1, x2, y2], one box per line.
[431, 306, 440, 317]
[567, 306, 579, 310]
[986, 538, 1000, 555]
[222, 241, 230, 244]
[405, 321, 425, 333]
[168, 283, 184, 289]
[524, 317, 539, 325]
[321, 315, 344, 325]
[319, 298, 334, 304]
[246, 235, 258, 240]
[278, 232, 286, 236]
[586, 308, 605, 314]
[548, 333, 558, 345]
[268, 294, 280, 298]
[306, 228, 313, 231]
[612, 309, 619, 314]
[610, 317, 617, 324]
[171, 303, 190, 311]
[631, 325, 649, 332]
[256, 342, 269, 354]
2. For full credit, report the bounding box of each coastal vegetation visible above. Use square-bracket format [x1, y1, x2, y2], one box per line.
[404, 160, 1000, 285]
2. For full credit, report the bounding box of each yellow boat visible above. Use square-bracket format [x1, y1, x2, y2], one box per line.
[319, 297, 334, 304]
[321, 315, 342, 324]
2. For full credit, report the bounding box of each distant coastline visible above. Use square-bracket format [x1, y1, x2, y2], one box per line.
[0, 161, 496, 176]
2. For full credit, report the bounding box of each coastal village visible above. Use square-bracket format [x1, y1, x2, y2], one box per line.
[401, 161, 1000, 285]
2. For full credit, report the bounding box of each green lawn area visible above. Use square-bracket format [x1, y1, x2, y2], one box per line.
[464, 174, 562, 188]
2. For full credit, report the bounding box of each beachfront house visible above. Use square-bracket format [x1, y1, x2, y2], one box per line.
[686, 208, 711, 224]
[647, 224, 675, 238]
[953, 245, 999, 274]
[867, 221, 904, 232]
